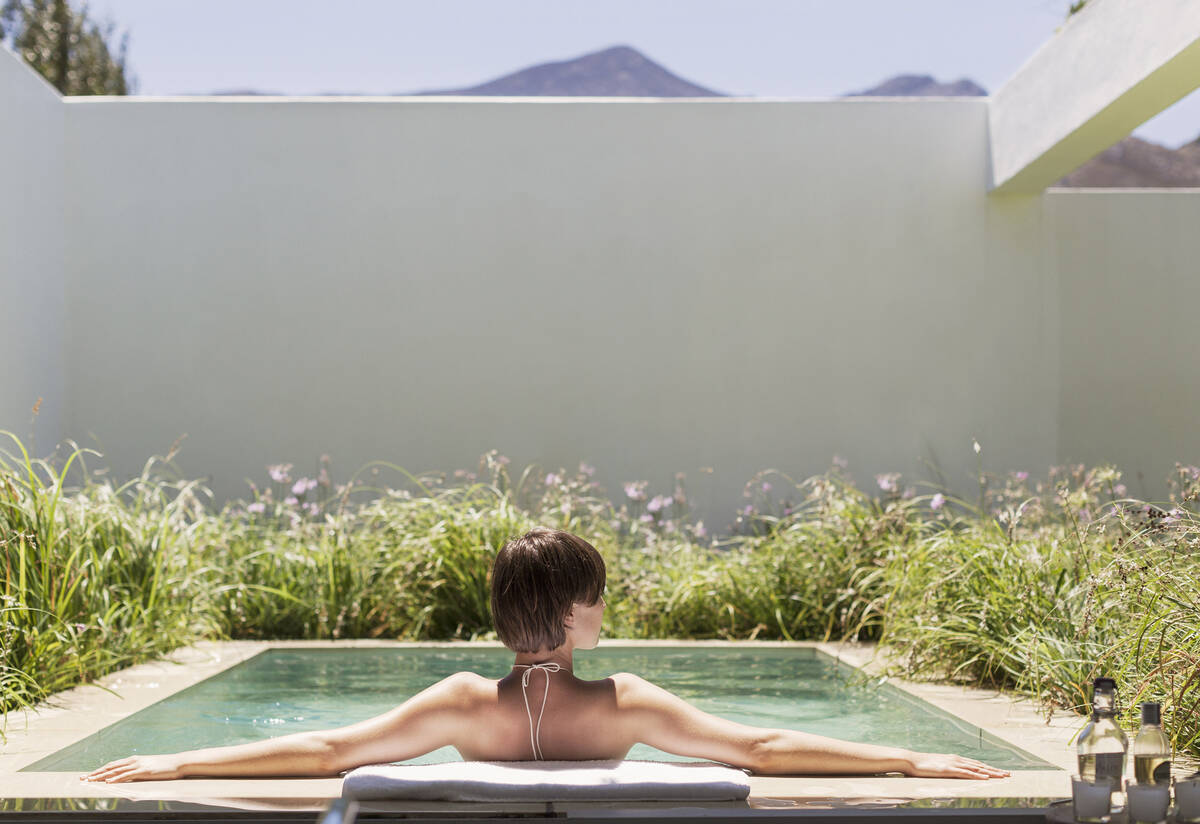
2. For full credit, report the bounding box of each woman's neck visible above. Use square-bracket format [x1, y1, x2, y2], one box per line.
[513, 647, 573, 673]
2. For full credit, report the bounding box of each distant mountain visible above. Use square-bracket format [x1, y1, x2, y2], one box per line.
[413, 45, 723, 97]
[1056, 135, 1200, 187]
[844, 74, 988, 97]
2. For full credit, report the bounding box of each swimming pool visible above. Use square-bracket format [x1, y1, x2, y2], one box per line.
[26, 646, 1053, 772]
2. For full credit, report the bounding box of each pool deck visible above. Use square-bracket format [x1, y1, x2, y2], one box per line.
[0, 639, 1098, 813]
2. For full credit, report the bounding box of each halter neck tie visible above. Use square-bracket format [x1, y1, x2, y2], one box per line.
[512, 662, 561, 760]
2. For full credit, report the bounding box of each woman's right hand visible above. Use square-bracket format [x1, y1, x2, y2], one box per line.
[81, 754, 184, 783]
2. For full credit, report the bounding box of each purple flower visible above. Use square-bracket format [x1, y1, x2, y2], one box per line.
[545, 473, 562, 486]
[292, 478, 317, 497]
[693, 523, 708, 539]
[304, 502, 320, 516]
[930, 493, 946, 511]
[284, 495, 299, 506]
[579, 462, 596, 477]
[741, 504, 753, 516]
[647, 495, 671, 514]
[624, 481, 647, 502]
[761, 482, 772, 493]
[876, 474, 896, 492]
[1114, 484, 1127, 496]
[268, 463, 293, 484]
[1015, 471, 1029, 482]
[639, 513, 654, 523]
[832, 455, 848, 469]
[247, 501, 266, 514]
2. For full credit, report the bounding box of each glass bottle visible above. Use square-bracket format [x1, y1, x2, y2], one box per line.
[1132, 702, 1171, 785]
[1077, 677, 1128, 785]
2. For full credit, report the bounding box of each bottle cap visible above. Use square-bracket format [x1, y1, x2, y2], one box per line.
[1141, 702, 1161, 725]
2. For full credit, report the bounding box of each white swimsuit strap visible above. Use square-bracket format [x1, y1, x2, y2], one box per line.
[513, 662, 561, 760]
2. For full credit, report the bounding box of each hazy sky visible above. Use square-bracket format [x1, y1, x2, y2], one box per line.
[81, 0, 1200, 148]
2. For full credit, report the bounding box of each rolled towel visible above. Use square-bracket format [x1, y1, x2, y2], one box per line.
[342, 759, 751, 802]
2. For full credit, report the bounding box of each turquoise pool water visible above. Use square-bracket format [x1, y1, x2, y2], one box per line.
[27, 646, 1053, 771]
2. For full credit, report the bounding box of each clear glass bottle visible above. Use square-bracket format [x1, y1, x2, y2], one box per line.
[1132, 702, 1171, 785]
[1077, 677, 1128, 785]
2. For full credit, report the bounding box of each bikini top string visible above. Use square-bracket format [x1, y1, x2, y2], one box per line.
[512, 662, 561, 761]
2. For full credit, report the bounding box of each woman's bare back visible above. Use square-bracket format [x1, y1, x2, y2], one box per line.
[452, 669, 631, 762]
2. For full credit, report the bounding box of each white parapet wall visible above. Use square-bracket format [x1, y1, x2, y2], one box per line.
[0, 47, 65, 456]
[59, 96, 1066, 513]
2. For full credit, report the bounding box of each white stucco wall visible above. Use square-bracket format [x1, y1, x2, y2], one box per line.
[2, 85, 1189, 517]
[1049, 189, 1200, 499]
[0, 48, 64, 458]
[58, 97, 1065, 518]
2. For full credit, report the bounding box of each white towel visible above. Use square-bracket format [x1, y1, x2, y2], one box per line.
[341, 760, 751, 802]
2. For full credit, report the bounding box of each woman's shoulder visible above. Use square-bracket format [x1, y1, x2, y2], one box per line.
[446, 670, 499, 690]
[607, 671, 658, 698]
[420, 671, 498, 707]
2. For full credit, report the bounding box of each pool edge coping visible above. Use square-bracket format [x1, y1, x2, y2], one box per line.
[812, 642, 1078, 773]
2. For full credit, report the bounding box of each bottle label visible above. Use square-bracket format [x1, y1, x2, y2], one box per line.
[1095, 753, 1124, 782]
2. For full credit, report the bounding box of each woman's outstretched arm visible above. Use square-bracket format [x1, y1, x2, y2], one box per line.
[612, 673, 1010, 780]
[82, 672, 483, 783]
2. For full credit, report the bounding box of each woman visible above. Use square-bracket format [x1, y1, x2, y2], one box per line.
[85, 528, 1009, 783]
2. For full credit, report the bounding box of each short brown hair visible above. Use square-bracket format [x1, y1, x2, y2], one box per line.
[490, 528, 606, 653]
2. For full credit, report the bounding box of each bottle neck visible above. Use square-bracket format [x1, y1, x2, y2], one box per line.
[1093, 692, 1116, 720]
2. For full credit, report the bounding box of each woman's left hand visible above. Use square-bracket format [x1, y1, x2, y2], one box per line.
[904, 751, 1011, 779]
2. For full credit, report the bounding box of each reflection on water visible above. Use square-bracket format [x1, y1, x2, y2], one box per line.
[27, 647, 1052, 771]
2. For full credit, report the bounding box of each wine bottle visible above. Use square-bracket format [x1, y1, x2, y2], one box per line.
[1077, 677, 1128, 785]
[1132, 702, 1171, 785]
